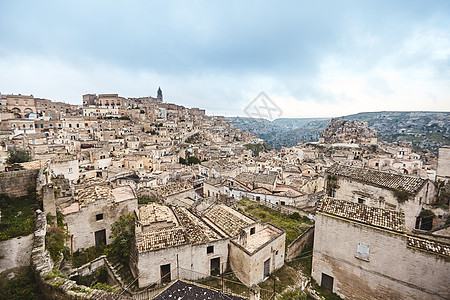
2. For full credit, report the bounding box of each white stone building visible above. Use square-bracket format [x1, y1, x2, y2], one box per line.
[312, 197, 449, 299]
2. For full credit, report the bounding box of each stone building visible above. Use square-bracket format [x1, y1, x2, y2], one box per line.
[61, 182, 137, 251]
[312, 197, 449, 300]
[202, 204, 285, 287]
[325, 164, 435, 231]
[130, 203, 229, 288]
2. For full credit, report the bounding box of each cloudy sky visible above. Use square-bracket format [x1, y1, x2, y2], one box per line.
[1, 0, 449, 118]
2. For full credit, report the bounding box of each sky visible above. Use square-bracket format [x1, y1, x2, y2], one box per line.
[0, 0, 449, 118]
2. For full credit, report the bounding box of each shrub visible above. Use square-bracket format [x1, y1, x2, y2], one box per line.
[393, 189, 410, 203]
[93, 282, 116, 292]
[105, 214, 135, 264]
[6, 148, 31, 164]
[45, 226, 69, 262]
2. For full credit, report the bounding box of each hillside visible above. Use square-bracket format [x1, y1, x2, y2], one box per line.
[228, 111, 450, 152]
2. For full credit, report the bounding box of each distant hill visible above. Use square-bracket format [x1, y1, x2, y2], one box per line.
[227, 111, 450, 153]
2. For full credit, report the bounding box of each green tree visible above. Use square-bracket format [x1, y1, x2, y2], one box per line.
[187, 155, 201, 165]
[6, 148, 31, 164]
[106, 214, 135, 264]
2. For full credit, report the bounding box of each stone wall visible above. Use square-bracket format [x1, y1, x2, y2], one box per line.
[30, 211, 131, 299]
[312, 213, 449, 300]
[286, 226, 314, 261]
[0, 233, 34, 273]
[0, 169, 39, 196]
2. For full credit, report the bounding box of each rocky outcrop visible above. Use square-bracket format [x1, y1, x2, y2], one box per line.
[319, 118, 377, 145]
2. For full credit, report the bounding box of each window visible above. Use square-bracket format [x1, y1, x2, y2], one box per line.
[68, 168, 73, 173]
[358, 198, 365, 204]
[250, 227, 255, 235]
[96, 213, 103, 221]
[207, 246, 214, 254]
[77, 123, 80, 128]
[69, 124, 72, 128]
[263, 258, 270, 278]
[321, 273, 334, 291]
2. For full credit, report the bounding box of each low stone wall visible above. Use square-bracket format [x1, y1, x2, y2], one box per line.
[0, 233, 34, 273]
[286, 226, 314, 261]
[30, 211, 131, 299]
[0, 169, 39, 196]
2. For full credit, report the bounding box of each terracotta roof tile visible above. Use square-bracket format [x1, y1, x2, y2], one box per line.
[318, 197, 405, 232]
[327, 164, 426, 194]
[407, 236, 450, 257]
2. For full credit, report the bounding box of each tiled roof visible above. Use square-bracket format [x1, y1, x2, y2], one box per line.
[137, 227, 188, 252]
[76, 184, 114, 205]
[204, 205, 255, 237]
[407, 236, 450, 257]
[153, 181, 193, 198]
[172, 206, 221, 244]
[318, 197, 405, 232]
[327, 164, 426, 194]
[235, 173, 277, 186]
[139, 203, 178, 226]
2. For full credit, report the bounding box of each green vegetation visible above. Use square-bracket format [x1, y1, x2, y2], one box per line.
[137, 195, 156, 205]
[6, 148, 31, 164]
[44, 268, 69, 281]
[93, 282, 116, 292]
[0, 266, 44, 300]
[45, 212, 69, 262]
[72, 245, 106, 268]
[179, 155, 201, 165]
[0, 191, 37, 241]
[237, 198, 312, 246]
[243, 142, 270, 157]
[69, 286, 91, 294]
[105, 214, 135, 265]
[393, 188, 411, 203]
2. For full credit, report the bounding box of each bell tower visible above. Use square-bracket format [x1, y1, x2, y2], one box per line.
[157, 87, 163, 102]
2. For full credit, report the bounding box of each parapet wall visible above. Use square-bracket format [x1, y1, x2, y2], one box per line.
[0, 169, 39, 196]
[30, 211, 131, 300]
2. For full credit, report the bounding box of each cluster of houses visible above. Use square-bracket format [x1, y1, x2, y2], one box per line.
[0, 91, 448, 299]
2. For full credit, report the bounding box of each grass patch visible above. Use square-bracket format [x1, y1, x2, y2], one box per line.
[237, 198, 312, 246]
[0, 192, 37, 241]
[0, 266, 44, 300]
[92, 282, 116, 293]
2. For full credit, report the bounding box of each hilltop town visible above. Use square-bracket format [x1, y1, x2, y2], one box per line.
[0, 91, 448, 299]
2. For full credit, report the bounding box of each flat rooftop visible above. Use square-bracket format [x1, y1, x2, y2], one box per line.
[244, 225, 281, 253]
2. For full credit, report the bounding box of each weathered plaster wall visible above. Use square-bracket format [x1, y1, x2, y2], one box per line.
[136, 238, 229, 288]
[230, 231, 285, 287]
[312, 213, 449, 300]
[286, 226, 314, 261]
[64, 198, 137, 251]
